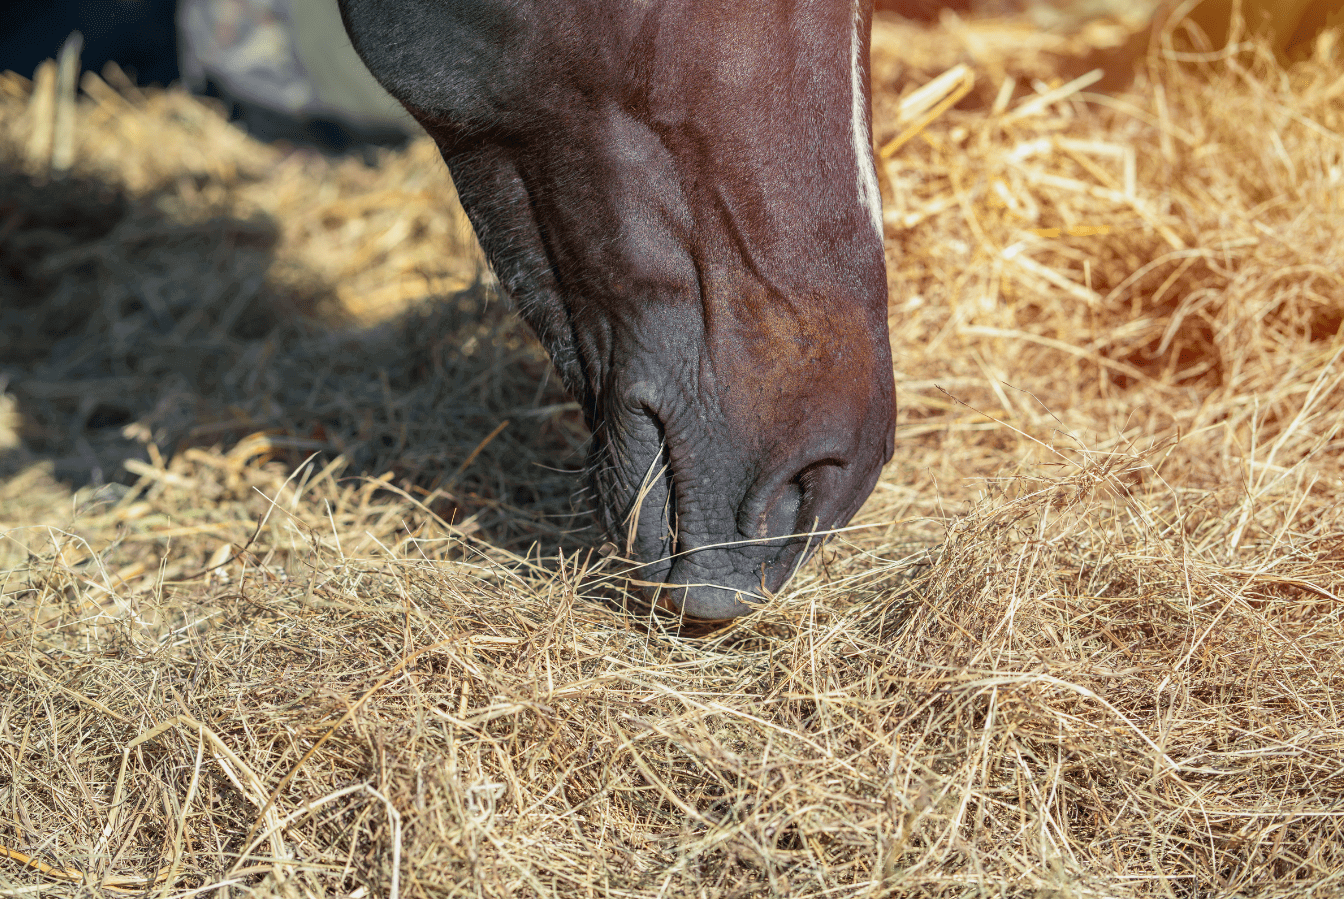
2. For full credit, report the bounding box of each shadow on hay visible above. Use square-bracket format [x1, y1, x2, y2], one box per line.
[0, 163, 593, 557]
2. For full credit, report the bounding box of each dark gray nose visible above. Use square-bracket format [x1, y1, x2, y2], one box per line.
[647, 457, 884, 621]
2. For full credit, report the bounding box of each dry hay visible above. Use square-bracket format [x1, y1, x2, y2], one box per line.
[2, 11, 1344, 899]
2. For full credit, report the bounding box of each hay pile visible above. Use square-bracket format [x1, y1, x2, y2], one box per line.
[3, 12, 1343, 899]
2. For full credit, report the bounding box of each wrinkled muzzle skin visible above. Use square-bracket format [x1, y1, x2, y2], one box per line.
[339, 0, 895, 618]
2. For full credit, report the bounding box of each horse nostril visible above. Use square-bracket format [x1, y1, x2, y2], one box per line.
[758, 479, 803, 540]
[745, 459, 846, 542]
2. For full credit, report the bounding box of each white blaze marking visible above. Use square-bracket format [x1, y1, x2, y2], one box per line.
[850, 4, 883, 238]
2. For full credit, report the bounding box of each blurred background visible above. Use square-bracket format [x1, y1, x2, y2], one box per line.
[0, 0, 1170, 156]
[1, 0, 419, 154]
[7, 0, 1344, 159]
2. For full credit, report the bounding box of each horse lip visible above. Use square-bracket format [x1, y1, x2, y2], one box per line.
[642, 533, 802, 619]
[653, 581, 761, 622]
[630, 512, 814, 620]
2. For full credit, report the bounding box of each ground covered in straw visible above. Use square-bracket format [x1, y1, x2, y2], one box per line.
[3, 11, 1343, 899]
